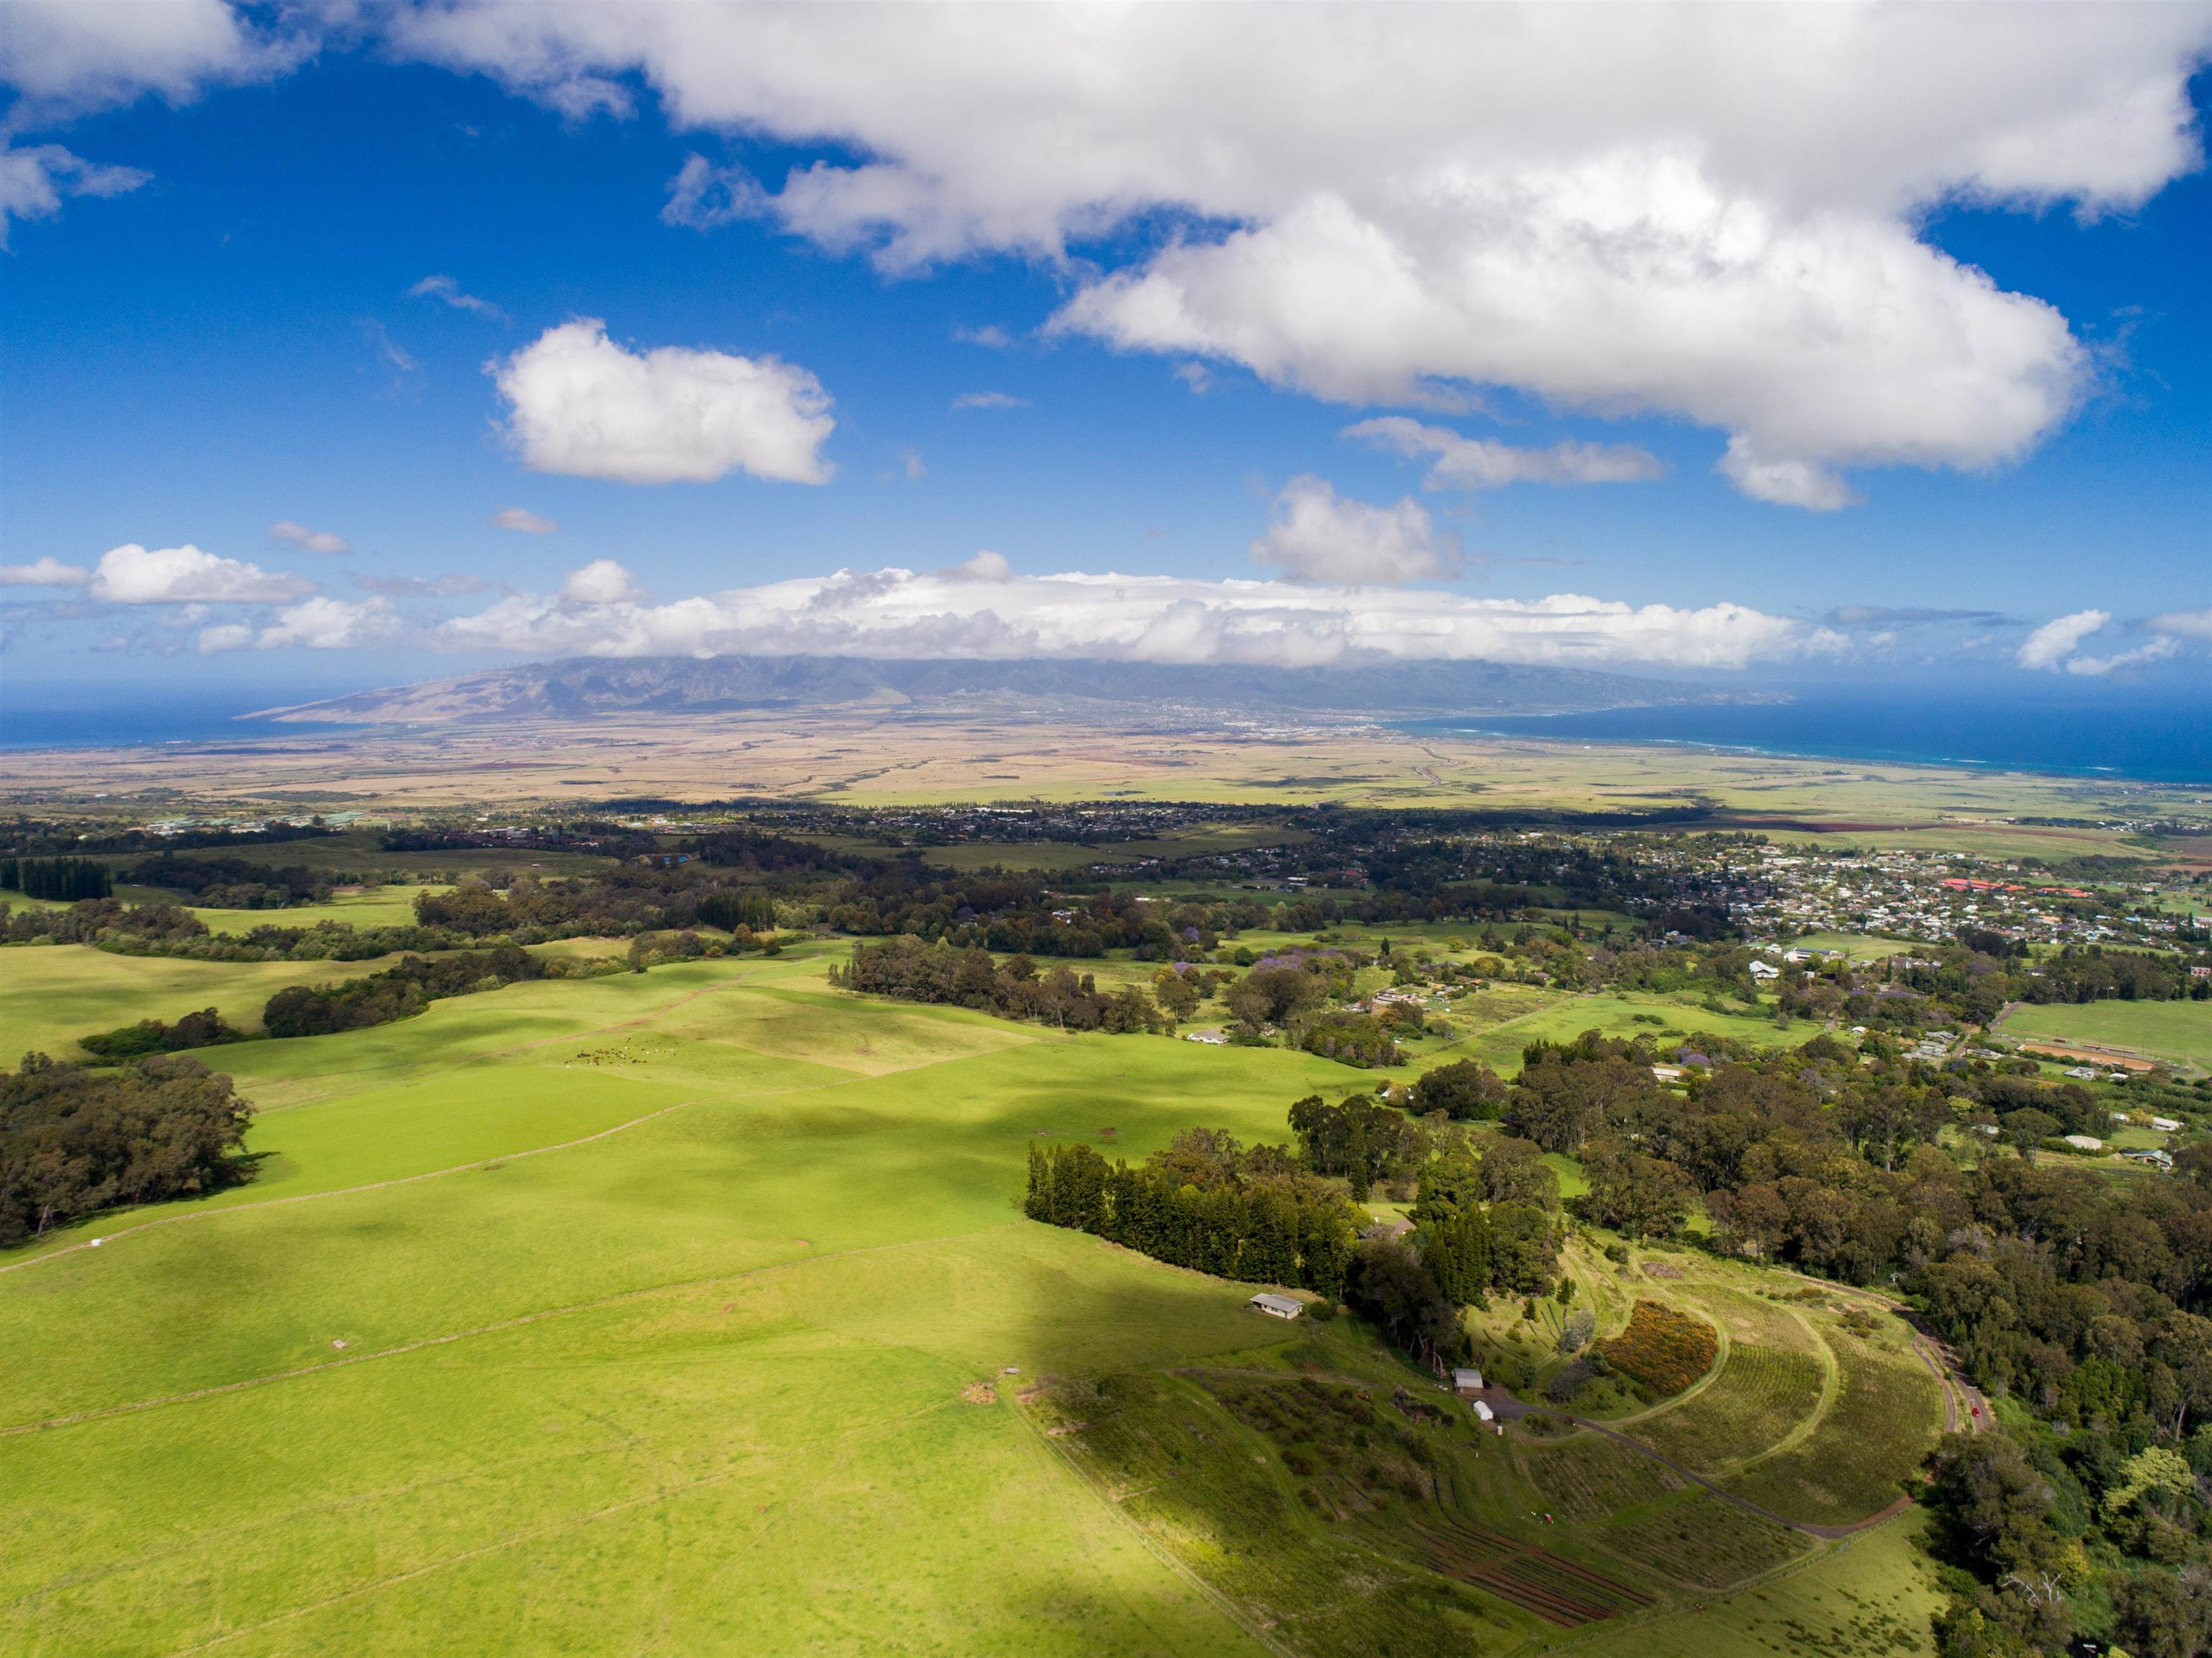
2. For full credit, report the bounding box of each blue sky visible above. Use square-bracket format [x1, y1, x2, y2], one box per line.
[3, 4, 2208, 706]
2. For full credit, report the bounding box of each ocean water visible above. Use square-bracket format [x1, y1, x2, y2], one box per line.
[1398, 690, 2212, 784]
[4, 681, 2205, 784]
[0, 694, 354, 752]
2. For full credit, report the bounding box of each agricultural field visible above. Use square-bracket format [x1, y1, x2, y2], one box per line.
[10, 707, 2202, 846]
[1722, 1322, 1946, 1528]
[1629, 1338, 1829, 1479]
[1590, 1491, 1811, 1590]
[2000, 997, 2212, 1072]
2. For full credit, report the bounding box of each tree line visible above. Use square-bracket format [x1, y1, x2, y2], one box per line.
[261, 944, 558, 1038]
[120, 852, 333, 910]
[1023, 1097, 1574, 1376]
[0, 856, 112, 901]
[832, 937, 1168, 1032]
[1, 1053, 253, 1245]
[1024, 1129, 1359, 1296]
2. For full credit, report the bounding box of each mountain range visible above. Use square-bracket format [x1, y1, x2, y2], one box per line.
[244, 655, 1753, 727]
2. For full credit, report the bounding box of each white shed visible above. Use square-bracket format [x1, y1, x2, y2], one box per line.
[1472, 1400, 1496, 1422]
[1249, 1293, 1304, 1319]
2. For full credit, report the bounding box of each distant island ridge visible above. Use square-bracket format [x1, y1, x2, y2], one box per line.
[240, 654, 1752, 727]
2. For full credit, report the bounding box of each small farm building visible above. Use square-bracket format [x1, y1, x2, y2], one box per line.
[1451, 1368, 1485, 1396]
[1472, 1400, 1496, 1422]
[1249, 1293, 1304, 1319]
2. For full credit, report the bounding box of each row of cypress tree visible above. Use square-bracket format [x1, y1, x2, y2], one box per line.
[1024, 1139, 1360, 1296]
[0, 856, 113, 901]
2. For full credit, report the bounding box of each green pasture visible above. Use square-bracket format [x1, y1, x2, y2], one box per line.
[1, 937, 1954, 1655]
[1462, 990, 1791, 1073]
[197, 882, 441, 931]
[0, 946, 1392, 1655]
[2000, 998, 2212, 1072]
[1776, 930, 1920, 962]
[0, 944, 418, 1068]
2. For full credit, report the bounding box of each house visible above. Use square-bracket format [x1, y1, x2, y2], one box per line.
[1184, 1031, 1228, 1046]
[1451, 1368, 1485, 1396]
[1650, 1065, 1684, 1083]
[2124, 1149, 2176, 1170]
[2063, 1135, 2105, 1152]
[1748, 960, 1781, 980]
[2153, 1116, 2183, 1133]
[1249, 1293, 1304, 1320]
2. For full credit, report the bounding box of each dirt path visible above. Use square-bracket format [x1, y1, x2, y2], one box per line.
[1771, 1268, 1984, 1435]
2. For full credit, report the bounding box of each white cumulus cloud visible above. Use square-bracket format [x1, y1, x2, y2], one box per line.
[268, 519, 350, 555]
[2017, 609, 2111, 671]
[383, 4, 2212, 506]
[0, 141, 147, 245]
[2062, 637, 2179, 677]
[1345, 417, 1663, 491]
[0, 555, 93, 587]
[1715, 439, 1862, 513]
[2149, 607, 2212, 643]
[431, 562, 1837, 674]
[492, 506, 557, 534]
[490, 318, 836, 485]
[198, 596, 398, 654]
[89, 544, 315, 606]
[561, 559, 647, 605]
[1250, 477, 1462, 586]
[0, 0, 284, 116]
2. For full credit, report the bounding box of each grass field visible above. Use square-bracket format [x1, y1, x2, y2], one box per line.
[0, 944, 430, 1068]
[2000, 998, 2212, 1072]
[1, 932, 1965, 1654]
[0, 940, 1466, 1656]
[1465, 991, 1789, 1073]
